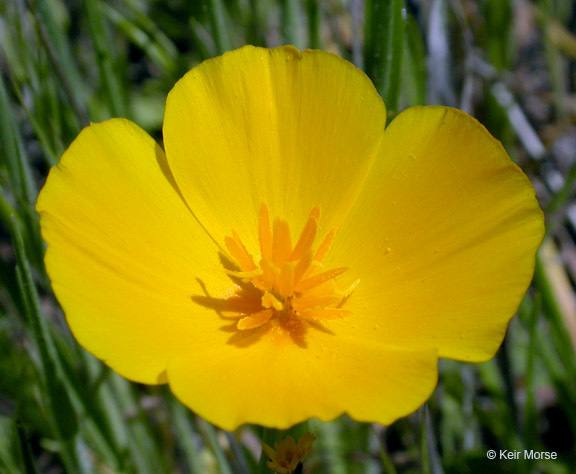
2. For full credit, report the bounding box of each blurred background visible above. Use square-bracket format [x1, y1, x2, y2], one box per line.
[1, 0, 575, 472]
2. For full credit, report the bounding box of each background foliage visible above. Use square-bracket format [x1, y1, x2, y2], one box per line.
[1, 0, 576, 472]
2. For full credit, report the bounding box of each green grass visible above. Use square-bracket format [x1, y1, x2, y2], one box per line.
[1, 0, 576, 472]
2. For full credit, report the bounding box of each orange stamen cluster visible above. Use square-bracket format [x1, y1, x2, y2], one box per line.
[223, 204, 354, 330]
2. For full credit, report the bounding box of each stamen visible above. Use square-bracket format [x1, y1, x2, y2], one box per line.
[272, 219, 292, 266]
[225, 230, 257, 272]
[237, 309, 274, 330]
[314, 228, 336, 264]
[221, 205, 356, 332]
[260, 258, 279, 288]
[290, 213, 318, 262]
[278, 262, 296, 298]
[310, 205, 321, 220]
[338, 278, 361, 298]
[293, 251, 313, 285]
[262, 292, 284, 311]
[259, 204, 273, 260]
[291, 295, 341, 311]
[295, 267, 348, 293]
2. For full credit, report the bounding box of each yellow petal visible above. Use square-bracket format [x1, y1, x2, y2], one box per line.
[167, 328, 437, 431]
[297, 308, 351, 320]
[36, 119, 231, 383]
[328, 107, 544, 362]
[163, 45, 386, 254]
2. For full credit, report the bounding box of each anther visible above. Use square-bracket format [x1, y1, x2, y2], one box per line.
[222, 204, 355, 331]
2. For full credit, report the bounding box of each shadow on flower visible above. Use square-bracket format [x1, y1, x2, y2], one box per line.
[192, 254, 335, 350]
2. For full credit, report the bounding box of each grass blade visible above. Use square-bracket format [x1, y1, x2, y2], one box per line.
[11, 215, 80, 470]
[170, 398, 206, 473]
[84, 0, 127, 117]
[0, 72, 36, 208]
[16, 420, 40, 474]
[306, 0, 322, 49]
[280, 0, 303, 48]
[206, 0, 232, 54]
[29, 0, 89, 124]
[402, 13, 427, 107]
[364, 0, 406, 117]
[426, 0, 456, 106]
[197, 417, 233, 474]
[420, 405, 443, 474]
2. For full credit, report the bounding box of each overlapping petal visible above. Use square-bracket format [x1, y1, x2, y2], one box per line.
[168, 327, 437, 430]
[36, 119, 233, 383]
[163, 45, 386, 254]
[328, 107, 544, 361]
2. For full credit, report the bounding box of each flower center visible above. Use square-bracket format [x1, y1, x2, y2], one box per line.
[223, 204, 356, 330]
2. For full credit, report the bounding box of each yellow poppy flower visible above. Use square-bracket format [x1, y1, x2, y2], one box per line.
[36, 45, 544, 431]
[262, 432, 316, 474]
